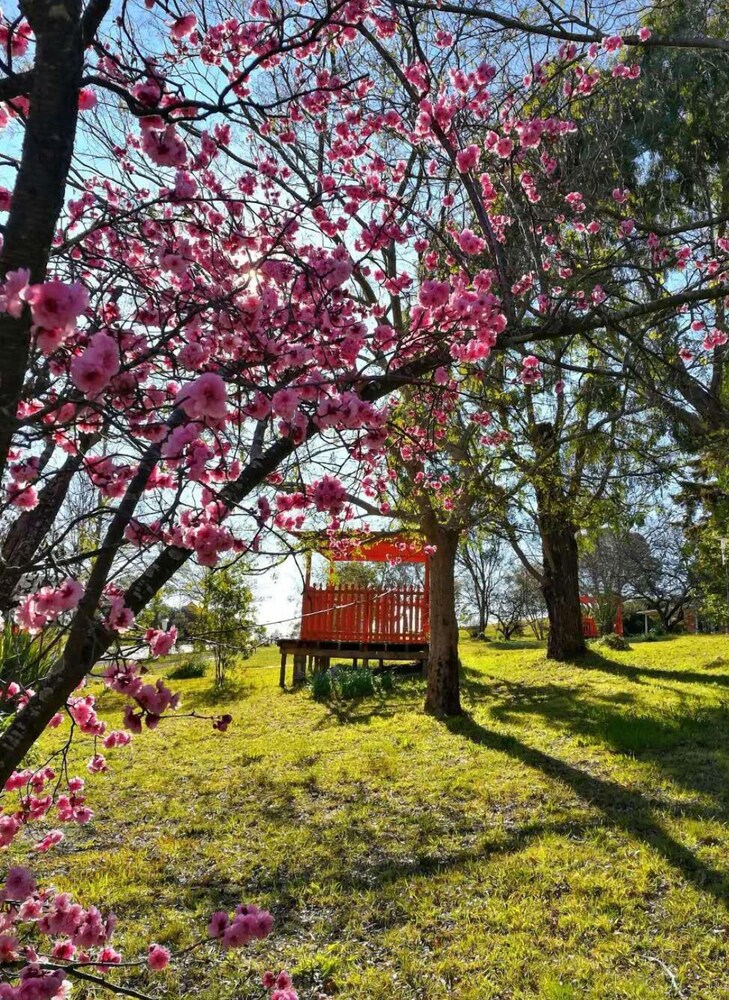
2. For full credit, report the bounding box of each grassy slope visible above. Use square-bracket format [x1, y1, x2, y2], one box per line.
[27, 635, 729, 999]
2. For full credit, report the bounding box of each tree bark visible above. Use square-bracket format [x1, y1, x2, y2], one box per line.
[0, 449, 91, 613]
[0, 0, 103, 479]
[424, 523, 462, 716]
[533, 422, 586, 661]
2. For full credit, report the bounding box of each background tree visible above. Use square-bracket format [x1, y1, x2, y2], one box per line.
[187, 563, 260, 687]
[457, 531, 504, 635]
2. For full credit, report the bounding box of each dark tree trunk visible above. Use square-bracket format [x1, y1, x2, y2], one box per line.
[0, 449, 91, 613]
[0, 0, 100, 479]
[424, 523, 462, 717]
[533, 422, 586, 662]
[539, 512, 586, 660]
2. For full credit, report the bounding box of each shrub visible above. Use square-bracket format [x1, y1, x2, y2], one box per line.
[0, 622, 54, 690]
[335, 666, 375, 699]
[310, 664, 397, 700]
[378, 670, 394, 692]
[595, 633, 631, 651]
[310, 669, 332, 701]
[168, 656, 207, 679]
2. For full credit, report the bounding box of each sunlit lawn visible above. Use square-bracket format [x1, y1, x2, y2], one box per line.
[28, 634, 729, 999]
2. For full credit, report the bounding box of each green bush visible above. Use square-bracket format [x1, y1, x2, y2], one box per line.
[310, 670, 332, 701]
[378, 670, 394, 692]
[168, 656, 207, 679]
[335, 666, 375, 699]
[310, 664, 397, 700]
[0, 623, 54, 690]
[595, 633, 631, 651]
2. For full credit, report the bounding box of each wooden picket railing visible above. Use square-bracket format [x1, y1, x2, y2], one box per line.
[300, 584, 429, 643]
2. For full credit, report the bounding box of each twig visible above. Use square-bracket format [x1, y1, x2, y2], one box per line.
[642, 955, 687, 999]
[40, 964, 154, 1000]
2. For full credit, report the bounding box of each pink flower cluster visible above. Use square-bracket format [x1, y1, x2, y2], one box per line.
[0, 868, 121, 998]
[141, 124, 187, 168]
[102, 585, 135, 633]
[310, 475, 347, 516]
[145, 626, 177, 657]
[262, 970, 299, 1000]
[70, 331, 120, 396]
[702, 327, 728, 351]
[455, 228, 487, 256]
[172, 502, 237, 566]
[520, 355, 541, 385]
[175, 372, 228, 423]
[15, 579, 84, 634]
[0, 275, 89, 355]
[104, 661, 180, 732]
[0, 864, 283, 998]
[208, 904, 273, 950]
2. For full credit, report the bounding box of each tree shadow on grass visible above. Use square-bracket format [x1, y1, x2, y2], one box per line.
[311, 678, 425, 729]
[445, 712, 729, 909]
[463, 662, 729, 817]
[578, 649, 729, 689]
[181, 813, 603, 921]
[476, 638, 545, 651]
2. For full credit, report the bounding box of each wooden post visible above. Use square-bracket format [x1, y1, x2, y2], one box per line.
[293, 653, 307, 685]
[279, 651, 287, 688]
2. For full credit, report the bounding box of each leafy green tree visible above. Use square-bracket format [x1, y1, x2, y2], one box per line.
[187, 564, 260, 687]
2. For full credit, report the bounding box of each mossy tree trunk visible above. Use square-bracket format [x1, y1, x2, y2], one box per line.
[424, 521, 462, 717]
[534, 422, 586, 662]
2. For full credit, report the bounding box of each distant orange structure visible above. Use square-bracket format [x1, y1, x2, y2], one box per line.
[580, 595, 623, 638]
[278, 533, 430, 686]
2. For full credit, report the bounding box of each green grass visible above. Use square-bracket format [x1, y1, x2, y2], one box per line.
[25, 635, 729, 998]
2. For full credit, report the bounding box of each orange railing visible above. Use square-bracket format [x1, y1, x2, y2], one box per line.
[300, 584, 429, 643]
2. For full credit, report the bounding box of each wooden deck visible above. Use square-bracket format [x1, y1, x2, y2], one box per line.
[277, 638, 429, 687]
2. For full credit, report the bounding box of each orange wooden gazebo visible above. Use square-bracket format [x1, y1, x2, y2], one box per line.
[278, 532, 430, 686]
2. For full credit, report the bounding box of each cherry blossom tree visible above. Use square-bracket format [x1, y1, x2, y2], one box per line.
[2, 0, 729, 989]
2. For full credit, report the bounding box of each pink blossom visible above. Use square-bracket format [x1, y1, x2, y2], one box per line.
[602, 34, 623, 51]
[418, 280, 450, 309]
[7, 482, 38, 509]
[455, 229, 487, 256]
[102, 730, 133, 749]
[57, 578, 84, 611]
[70, 332, 121, 396]
[78, 89, 97, 111]
[23, 280, 88, 331]
[4, 868, 36, 902]
[174, 170, 198, 199]
[311, 475, 347, 515]
[171, 13, 197, 39]
[271, 388, 300, 420]
[455, 144, 480, 173]
[208, 911, 229, 938]
[494, 137, 513, 158]
[148, 944, 171, 970]
[33, 830, 64, 853]
[638, 27, 652, 41]
[175, 373, 228, 422]
[0, 935, 18, 962]
[145, 626, 177, 657]
[0, 268, 30, 318]
[141, 125, 187, 168]
[87, 754, 107, 774]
